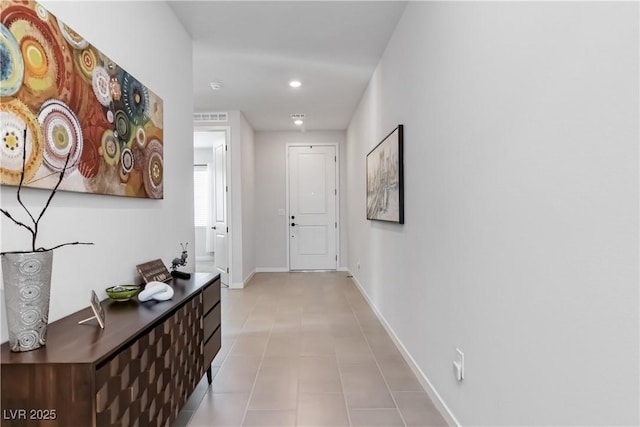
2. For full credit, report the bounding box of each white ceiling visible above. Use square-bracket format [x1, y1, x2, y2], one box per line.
[168, 1, 407, 132]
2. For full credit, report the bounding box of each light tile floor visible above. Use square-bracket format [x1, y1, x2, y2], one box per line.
[177, 272, 447, 427]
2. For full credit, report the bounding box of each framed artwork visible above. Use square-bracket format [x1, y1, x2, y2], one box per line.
[366, 125, 404, 224]
[0, 0, 164, 198]
[136, 259, 172, 283]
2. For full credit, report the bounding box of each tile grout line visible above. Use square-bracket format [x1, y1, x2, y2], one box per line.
[238, 294, 275, 427]
[213, 291, 257, 378]
[293, 301, 302, 427]
[333, 279, 355, 427]
[343, 276, 409, 427]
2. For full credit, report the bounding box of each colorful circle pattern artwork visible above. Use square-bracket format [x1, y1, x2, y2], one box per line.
[121, 147, 134, 173]
[2, 4, 73, 109]
[92, 66, 112, 107]
[122, 72, 149, 126]
[38, 99, 83, 173]
[57, 20, 88, 49]
[0, 23, 24, 96]
[75, 45, 98, 82]
[143, 139, 163, 199]
[101, 130, 120, 166]
[0, 99, 44, 185]
[0, 0, 163, 199]
[114, 110, 131, 143]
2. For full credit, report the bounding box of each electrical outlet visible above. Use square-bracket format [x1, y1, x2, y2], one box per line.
[453, 348, 464, 381]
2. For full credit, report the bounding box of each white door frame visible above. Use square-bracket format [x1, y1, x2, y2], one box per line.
[285, 142, 340, 271]
[194, 125, 233, 285]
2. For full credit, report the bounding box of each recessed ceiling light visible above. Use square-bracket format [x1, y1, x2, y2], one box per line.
[294, 119, 303, 126]
[209, 82, 223, 90]
[289, 80, 302, 88]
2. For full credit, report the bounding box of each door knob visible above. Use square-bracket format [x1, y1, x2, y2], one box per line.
[291, 223, 296, 227]
[212, 226, 216, 230]
[291, 215, 295, 219]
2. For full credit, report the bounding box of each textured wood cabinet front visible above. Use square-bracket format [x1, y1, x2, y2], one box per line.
[203, 302, 221, 340]
[202, 278, 222, 371]
[203, 279, 220, 314]
[204, 326, 222, 368]
[1, 273, 220, 427]
[95, 297, 203, 427]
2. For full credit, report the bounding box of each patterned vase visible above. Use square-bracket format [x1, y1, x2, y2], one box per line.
[1, 251, 53, 352]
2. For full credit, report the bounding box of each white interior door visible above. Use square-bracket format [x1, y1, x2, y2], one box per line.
[289, 145, 337, 270]
[212, 137, 228, 285]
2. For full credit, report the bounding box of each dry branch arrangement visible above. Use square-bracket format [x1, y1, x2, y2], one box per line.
[0, 129, 94, 255]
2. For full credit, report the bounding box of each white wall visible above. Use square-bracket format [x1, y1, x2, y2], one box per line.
[240, 114, 255, 283]
[0, 2, 194, 341]
[227, 111, 255, 288]
[254, 131, 348, 271]
[346, 2, 638, 426]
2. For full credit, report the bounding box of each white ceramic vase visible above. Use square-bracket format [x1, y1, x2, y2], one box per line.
[1, 251, 53, 352]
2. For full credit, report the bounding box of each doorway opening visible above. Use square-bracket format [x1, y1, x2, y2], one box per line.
[193, 128, 230, 286]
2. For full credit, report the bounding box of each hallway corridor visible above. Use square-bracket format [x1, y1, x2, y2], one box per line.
[180, 272, 447, 427]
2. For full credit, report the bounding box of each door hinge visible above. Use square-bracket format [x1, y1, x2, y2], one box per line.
[225, 145, 228, 151]
[226, 267, 229, 273]
[334, 189, 337, 195]
[335, 255, 338, 261]
[335, 222, 337, 228]
[334, 155, 336, 162]
[226, 185, 228, 192]
[226, 226, 229, 232]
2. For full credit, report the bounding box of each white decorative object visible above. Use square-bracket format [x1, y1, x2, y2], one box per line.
[138, 282, 174, 302]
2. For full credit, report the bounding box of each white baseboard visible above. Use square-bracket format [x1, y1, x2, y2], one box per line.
[348, 271, 460, 427]
[196, 255, 214, 262]
[244, 270, 256, 286]
[229, 270, 257, 289]
[255, 267, 349, 273]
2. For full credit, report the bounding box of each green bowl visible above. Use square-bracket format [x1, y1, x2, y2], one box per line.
[106, 285, 141, 301]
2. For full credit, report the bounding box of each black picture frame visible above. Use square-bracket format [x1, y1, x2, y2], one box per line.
[366, 125, 404, 224]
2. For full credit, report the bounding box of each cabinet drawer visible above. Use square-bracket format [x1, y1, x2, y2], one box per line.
[203, 279, 220, 314]
[204, 302, 221, 340]
[204, 327, 221, 367]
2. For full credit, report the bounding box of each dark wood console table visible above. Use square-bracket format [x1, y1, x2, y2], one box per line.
[1, 273, 221, 427]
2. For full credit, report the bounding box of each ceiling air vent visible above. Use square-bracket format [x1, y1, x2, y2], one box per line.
[193, 112, 228, 123]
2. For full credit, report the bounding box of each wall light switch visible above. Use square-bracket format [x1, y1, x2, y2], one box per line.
[454, 348, 464, 381]
[453, 361, 463, 381]
[277, 209, 285, 216]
